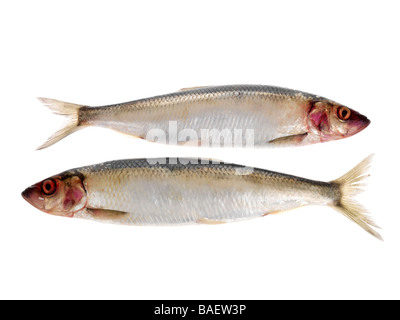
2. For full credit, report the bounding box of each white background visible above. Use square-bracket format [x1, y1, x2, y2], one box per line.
[1, 0, 399, 299]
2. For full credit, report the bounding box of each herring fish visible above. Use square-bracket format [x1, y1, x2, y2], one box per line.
[21, 155, 381, 240]
[37, 85, 370, 149]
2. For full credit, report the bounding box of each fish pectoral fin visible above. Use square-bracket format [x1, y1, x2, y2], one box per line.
[87, 208, 129, 220]
[197, 218, 226, 225]
[177, 86, 211, 92]
[268, 132, 308, 146]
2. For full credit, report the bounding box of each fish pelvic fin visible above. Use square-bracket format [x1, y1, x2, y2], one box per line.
[330, 154, 382, 240]
[37, 98, 86, 150]
[268, 132, 308, 146]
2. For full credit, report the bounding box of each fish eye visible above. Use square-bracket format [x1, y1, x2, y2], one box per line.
[337, 106, 351, 120]
[41, 179, 57, 195]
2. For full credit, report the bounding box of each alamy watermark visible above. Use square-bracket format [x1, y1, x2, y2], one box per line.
[145, 121, 255, 171]
[146, 121, 254, 147]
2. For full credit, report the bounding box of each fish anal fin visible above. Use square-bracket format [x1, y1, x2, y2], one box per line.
[262, 204, 308, 217]
[197, 218, 225, 225]
[262, 210, 283, 217]
[268, 132, 308, 146]
[87, 208, 129, 220]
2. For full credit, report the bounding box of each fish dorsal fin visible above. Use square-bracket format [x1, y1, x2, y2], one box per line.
[178, 86, 211, 92]
[268, 133, 308, 146]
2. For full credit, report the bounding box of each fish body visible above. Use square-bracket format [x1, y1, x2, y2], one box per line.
[37, 85, 370, 149]
[21, 156, 381, 239]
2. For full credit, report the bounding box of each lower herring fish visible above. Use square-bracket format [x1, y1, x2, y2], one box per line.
[36, 85, 370, 149]
[21, 155, 381, 240]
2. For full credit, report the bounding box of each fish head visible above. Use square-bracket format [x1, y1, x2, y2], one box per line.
[22, 173, 87, 217]
[307, 100, 370, 143]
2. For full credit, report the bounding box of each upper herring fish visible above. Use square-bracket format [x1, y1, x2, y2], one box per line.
[36, 85, 370, 149]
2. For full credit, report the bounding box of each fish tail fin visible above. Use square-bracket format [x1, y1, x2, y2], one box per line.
[36, 97, 86, 150]
[330, 154, 382, 240]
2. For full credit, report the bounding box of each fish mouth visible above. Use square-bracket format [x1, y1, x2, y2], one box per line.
[21, 185, 45, 211]
[21, 186, 33, 201]
[363, 117, 371, 129]
[351, 116, 370, 136]
[343, 110, 370, 137]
